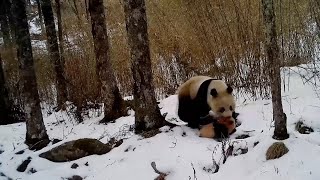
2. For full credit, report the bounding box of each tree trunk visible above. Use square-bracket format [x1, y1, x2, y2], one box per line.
[261, 0, 289, 140]
[11, 0, 50, 150]
[40, 0, 68, 109]
[55, 0, 65, 66]
[311, 0, 320, 37]
[35, 0, 46, 36]
[0, 0, 15, 47]
[6, 0, 15, 42]
[88, 0, 127, 123]
[0, 4, 11, 47]
[0, 4, 12, 124]
[123, 0, 165, 133]
[0, 54, 16, 125]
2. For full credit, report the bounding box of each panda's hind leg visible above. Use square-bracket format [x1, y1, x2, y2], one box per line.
[177, 95, 200, 129]
[187, 120, 199, 129]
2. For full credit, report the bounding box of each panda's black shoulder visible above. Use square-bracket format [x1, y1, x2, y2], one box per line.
[195, 78, 217, 100]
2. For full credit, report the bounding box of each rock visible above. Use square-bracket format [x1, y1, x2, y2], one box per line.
[85, 162, 89, 166]
[71, 163, 79, 169]
[39, 138, 122, 162]
[253, 141, 259, 147]
[15, 150, 25, 155]
[266, 142, 289, 160]
[28, 168, 37, 174]
[295, 121, 314, 134]
[67, 175, 83, 180]
[16, 157, 32, 172]
[235, 134, 250, 139]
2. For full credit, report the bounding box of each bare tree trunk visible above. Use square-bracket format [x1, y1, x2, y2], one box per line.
[261, 0, 289, 140]
[0, 54, 16, 125]
[123, 0, 165, 133]
[35, 0, 46, 36]
[25, 0, 32, 14]
[0, 1, 12, 47]
[55, 0, 65, 79]
[311, 0, 320, 37]
[88, 0, 127, 123]
[40, 0, 68, 109]
[11, 0, 50, 150]
[0, 1, 13, 125]
[6, 0, 15, 42]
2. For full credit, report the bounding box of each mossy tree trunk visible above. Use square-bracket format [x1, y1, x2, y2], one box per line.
[123, 0, 165, 133]
[40, 0, 68, 109]
[88, 0, 127, 123]
[261, 0, 289, 140]
[12, 0, 50, 150]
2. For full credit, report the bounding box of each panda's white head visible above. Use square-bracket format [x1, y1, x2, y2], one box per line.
[207, 80, 235, 119]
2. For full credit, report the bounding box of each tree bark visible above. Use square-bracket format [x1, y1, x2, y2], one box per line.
[0, 0, 13, 46]
[88, 0, 127, 123]
[123, 0, 165, 133]
[55, 0, 65, 67]
[311, 0, 320, 37]
[261, 0, 289, 140]
[6, 0, 15, 42]
[11, 0, 50, 150]
[35, 0, 46, 36]
[0, 54, 16, 125]
[40, 0, 68, 109]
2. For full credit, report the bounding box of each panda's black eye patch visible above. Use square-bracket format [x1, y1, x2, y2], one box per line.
[210, 89, 218, 98]
[219, 107, 225, 113]
[230, 106, 233, 111]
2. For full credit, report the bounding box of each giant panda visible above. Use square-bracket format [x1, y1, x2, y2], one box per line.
[176, 75, 237, 129]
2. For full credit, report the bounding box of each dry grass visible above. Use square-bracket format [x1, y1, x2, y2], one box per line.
[1, 0, 318, 117]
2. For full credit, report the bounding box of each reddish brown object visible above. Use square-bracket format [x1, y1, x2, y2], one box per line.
[199, 116, 236, 138]
[217, 116, 236, 134]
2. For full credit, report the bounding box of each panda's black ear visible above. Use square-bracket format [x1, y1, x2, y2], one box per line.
[227, 85, 233, 94]
[210, 89, 218, 98]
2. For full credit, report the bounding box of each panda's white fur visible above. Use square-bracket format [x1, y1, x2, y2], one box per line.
[176, 75, 236, 129]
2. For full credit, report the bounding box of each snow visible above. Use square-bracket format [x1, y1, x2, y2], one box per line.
[28, 18, 41, 35]
[1, 64, 320, 180]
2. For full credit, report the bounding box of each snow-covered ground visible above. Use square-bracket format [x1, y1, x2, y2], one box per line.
[1, 64, 320, 180]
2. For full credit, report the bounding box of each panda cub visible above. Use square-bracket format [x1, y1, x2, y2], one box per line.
[176, 75, 237, 138]
[199, 115, 236, 139]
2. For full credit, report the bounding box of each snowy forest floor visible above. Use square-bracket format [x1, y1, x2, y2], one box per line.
[1, 64, 320, 180]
